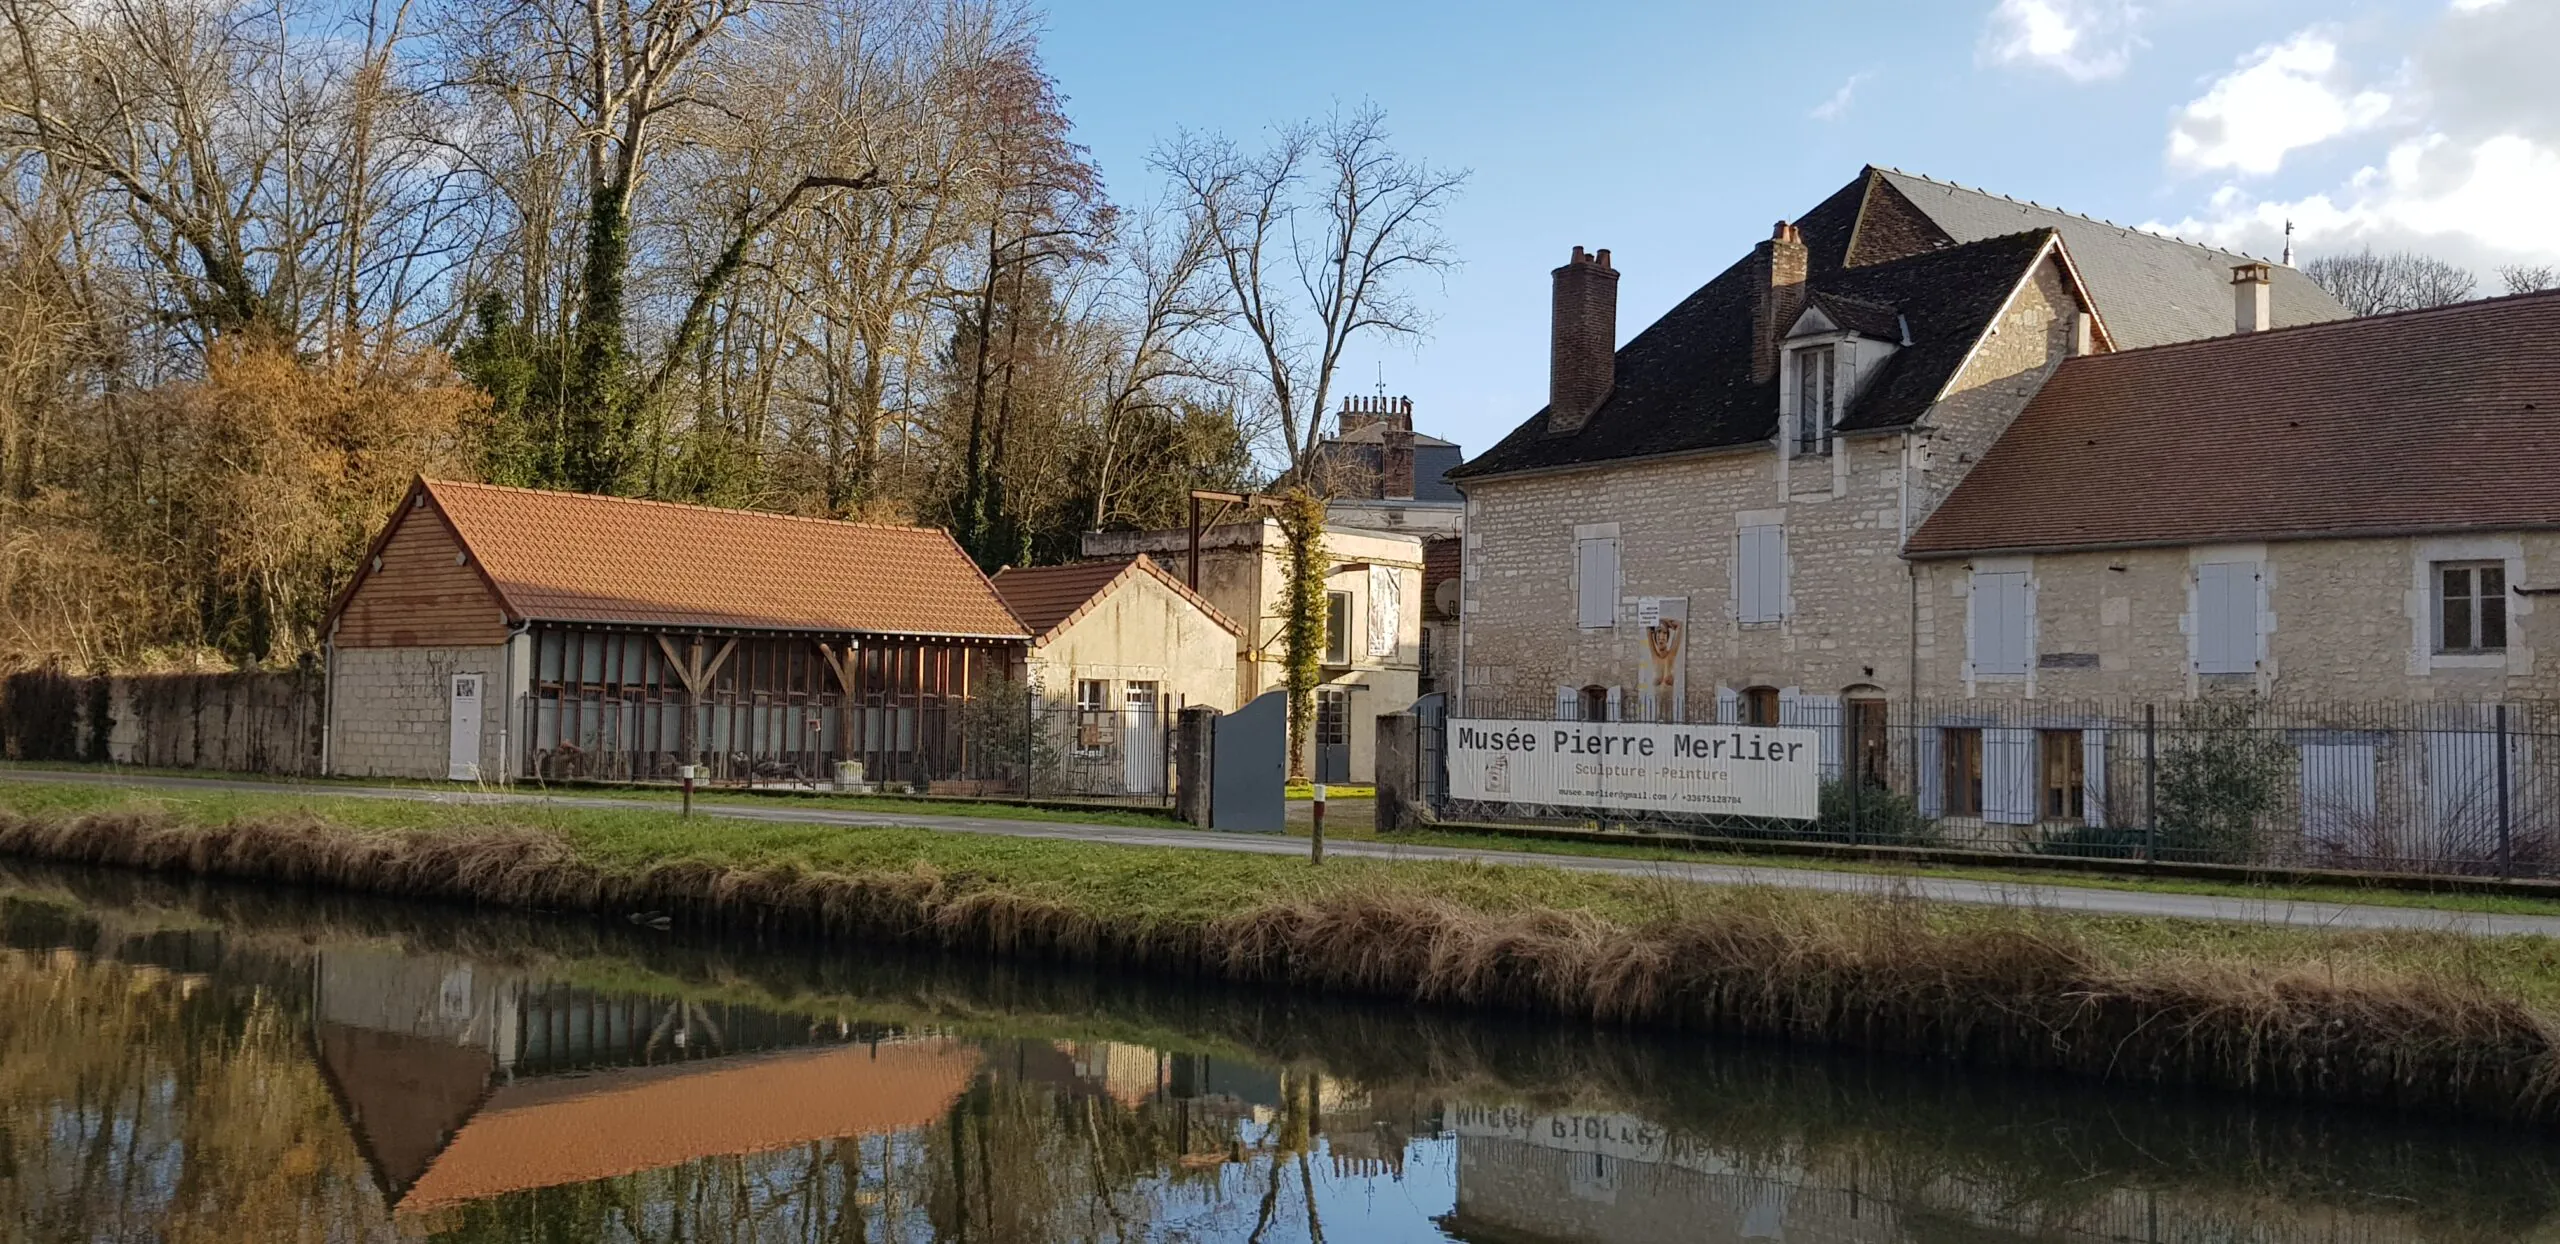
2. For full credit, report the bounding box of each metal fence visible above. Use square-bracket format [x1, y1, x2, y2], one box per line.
[518, 690, 1176, 804]
[1435, 694, 2560, 879]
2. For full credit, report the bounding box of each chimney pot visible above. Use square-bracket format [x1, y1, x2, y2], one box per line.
[1548, 246, 1621, 436]
[2231, 262, 2273, 334]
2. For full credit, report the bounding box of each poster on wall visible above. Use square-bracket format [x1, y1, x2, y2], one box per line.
[1447, 718, 1821, 820]
[1367, 564, 1401, 658]
[1636, 596, 1687, 723]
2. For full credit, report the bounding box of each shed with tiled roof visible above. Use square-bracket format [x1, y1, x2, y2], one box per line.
[323, 479, 1030, 788]
[991, 557, 1244, 796]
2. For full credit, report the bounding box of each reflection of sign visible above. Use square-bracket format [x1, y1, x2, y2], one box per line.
[1448, 719, 1819, 819]
[1367, 565, 1401, 657]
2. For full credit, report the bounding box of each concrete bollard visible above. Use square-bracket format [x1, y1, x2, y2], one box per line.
[1175, 705, 1219, 826]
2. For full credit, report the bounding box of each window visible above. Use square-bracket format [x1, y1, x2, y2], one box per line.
[1317, 688, 1349, 747]
[1968, 569, 2033, 676]
[1794, 345, 1837, 456]
[1736, 525, 1786, 624]
[1576, 536, 1620, 629]
[1741, 686, 1781, 727]
[2041, 729, 2085, 819]
[1324, 591, 1352, 664]
[2436, 561, 2508, 653]
[1578, 685, 1611, 722]
[1073, 679, 1112, 753]
[1942, 727, 1984, 816]
[1848, 698, 1888, 786]
[1418, 626, 1435, 694]
[1125, 681, 1160, 720]
[2194, 561, 2260, 674]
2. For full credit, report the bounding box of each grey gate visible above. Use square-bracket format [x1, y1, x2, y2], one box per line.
[1209, 690, 1287, 832]
[1413, 692, 1447, 810]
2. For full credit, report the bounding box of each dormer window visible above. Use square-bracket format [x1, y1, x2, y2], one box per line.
[1794, 344, 1836, 456]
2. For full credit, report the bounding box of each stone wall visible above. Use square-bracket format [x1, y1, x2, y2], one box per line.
[327, 644, 511, 780]
[1457, 253, 2080, 717]
[1920, 531, 2558, 702]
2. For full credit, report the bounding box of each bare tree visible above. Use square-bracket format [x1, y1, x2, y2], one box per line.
[2500, 264, 2557, 296]
[2303, 248, 2478, 317]
[1155, 103, 1465, 476]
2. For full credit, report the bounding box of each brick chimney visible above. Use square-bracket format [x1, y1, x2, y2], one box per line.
[1547, 247, 1619, 436]
[2232, 262, 2273, 334]
[1752, 221, 1810, 384]
[1381, 425, 1416, 499]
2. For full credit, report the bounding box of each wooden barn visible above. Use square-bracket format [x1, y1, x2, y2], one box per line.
[323, 479, 1028, 785]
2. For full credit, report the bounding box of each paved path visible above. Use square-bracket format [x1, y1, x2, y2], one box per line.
[9, 768, 2560, 938]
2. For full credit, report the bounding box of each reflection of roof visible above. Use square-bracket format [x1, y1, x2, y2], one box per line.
[313, 1022, 497, 1198]
[395, 1039, 980, 1213]
[991, 557, 1243, 644]
[336, 479, 1027, 638]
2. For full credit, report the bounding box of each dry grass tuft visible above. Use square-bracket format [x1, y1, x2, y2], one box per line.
[5, 803, 2556, 1124]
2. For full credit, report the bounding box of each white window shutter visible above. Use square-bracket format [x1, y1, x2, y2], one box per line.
[1736, 526, 1787, 624]
[1915, 729, 1943, 818]
[1716, 686, 1739, 724]
[1734, 531, 1758, 622]
[1971, 572, 2033, 676]
[2081, 727, 2109, 827]
[2197, 563, 2243, 673]
[1798, 692, 1844, 782]
[1767, 528, 1788, 619]
[1983, 728, 2038, 825]
[1605, 686, 1622, 721]
[1576, 539, 1619, 629]
[1555, 685, 1578, 722]
[2298, 741, 2376, 847]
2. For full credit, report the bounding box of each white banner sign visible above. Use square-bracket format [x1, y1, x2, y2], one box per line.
[1448, 718, 1820, 820]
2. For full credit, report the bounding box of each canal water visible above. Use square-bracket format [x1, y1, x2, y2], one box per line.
[4, 861, 2556, 1243]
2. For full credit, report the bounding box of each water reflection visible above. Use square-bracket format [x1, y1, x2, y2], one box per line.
[3, 860, 2558, 1243]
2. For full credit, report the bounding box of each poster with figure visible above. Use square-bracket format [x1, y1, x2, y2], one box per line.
[1639, 597, 1688, 723]
[1367, 564, 1401, 658]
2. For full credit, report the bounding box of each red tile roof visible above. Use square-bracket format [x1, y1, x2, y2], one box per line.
[408, 480, 1028, 637]
[1907, 291, 2560, 556]
[990, 557, 1242, 645]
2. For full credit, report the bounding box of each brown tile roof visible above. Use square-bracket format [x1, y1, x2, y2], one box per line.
[400, 480, 1027, 637]
[1907, 291, 2560, 556]
[396, 1039, 980, 1214]
[991, 557, 1242, 645]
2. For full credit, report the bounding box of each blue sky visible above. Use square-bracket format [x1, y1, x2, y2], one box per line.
[1040, 0, 2560, 456]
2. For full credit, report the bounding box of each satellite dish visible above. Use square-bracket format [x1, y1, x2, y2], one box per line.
[1433, 579, 1461, 619]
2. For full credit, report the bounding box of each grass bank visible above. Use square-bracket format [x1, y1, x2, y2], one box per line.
[5, 779, 2560, 1125]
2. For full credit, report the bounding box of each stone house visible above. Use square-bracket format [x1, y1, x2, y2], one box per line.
[990, 556, 1242, 795]
[1901, 290, 2560, 835]
[323, 479, 1026, 783]
[1080, 521, 1424, 782]
[1448, 168, 2342, 736]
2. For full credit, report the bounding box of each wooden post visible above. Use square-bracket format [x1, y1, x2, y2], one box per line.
[656, 633, 737, 783]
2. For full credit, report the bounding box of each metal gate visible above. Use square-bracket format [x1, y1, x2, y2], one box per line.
[1209, 690, 1287, 832]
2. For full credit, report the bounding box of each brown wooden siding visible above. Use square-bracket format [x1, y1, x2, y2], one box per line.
[337, 503, 509, 648]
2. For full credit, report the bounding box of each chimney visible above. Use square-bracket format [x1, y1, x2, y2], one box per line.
[2231, 262, 2273, 334]
[1381, 426, 1416, 500]
[1547, 246, 1619, 435]
[1752, 222, 1810, 384]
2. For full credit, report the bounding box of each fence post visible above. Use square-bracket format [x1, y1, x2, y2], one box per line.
[1023, 686, 1035, 798]
[2143, 703, 2159, 865]
[2497, 703, 2514, 879]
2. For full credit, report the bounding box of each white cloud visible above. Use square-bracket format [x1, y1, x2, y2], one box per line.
[2149, 0, 2560, 277]
[1980, 0, 2144, 82]
[2167, 33, 2392, 176]
[1810, 73, 1871, 122]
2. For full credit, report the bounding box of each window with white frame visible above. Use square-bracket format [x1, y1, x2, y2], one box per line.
[1575, 536, 1619, 629]
[2436, 561, 2508, 654]
[1793, 345, 1837, 456]
[1073, 679, 1112, 753]
[2193, 561, 2262, 674]
[1323, 591, 1352, 664]
[1735, 525, 1786, 624]
[1968, 569, 2033, 676]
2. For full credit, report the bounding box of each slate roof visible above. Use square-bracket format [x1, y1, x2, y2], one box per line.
[1907, 291, 2560, 556]
[395, 480, 1029, 637]
[1453, 166, 2352, 483]
[1870, 169, 2345, 349]
[1453, 229, 2062, 478]
[991, 556, 1242, 645]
